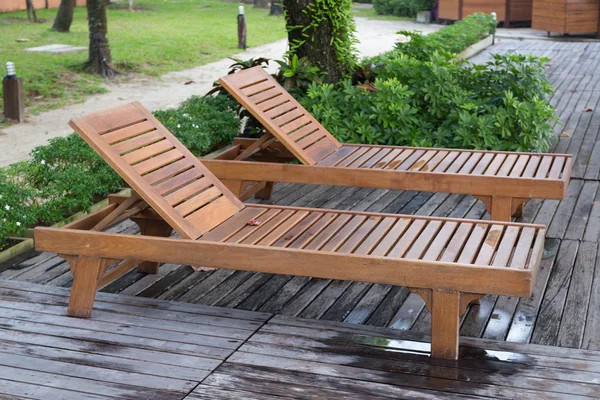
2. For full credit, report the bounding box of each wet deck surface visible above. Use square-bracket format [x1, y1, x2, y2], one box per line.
[1, 39, 600, 398]
[0, 280, 599, 399]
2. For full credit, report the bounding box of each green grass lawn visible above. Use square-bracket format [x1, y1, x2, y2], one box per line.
[0, 0, 285, 118]
[352, 5, 413, 21]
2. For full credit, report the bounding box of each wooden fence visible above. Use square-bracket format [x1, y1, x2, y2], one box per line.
[0, 0, 86, 13]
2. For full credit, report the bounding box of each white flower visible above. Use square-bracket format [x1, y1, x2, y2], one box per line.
[4, 205, 9, 211]
[15, 222, 21, 227]
[41, 160, 46, 165]
[177, 124, 181, 128]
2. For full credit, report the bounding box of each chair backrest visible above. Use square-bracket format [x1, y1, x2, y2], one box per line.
[69, 102, 245, 240]
[219, 66, 342, 165]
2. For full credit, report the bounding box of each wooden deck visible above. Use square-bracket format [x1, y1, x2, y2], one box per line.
[1, 38, 600, 397]
[0, 280, 598, 399]
[1, 39, 599, 351]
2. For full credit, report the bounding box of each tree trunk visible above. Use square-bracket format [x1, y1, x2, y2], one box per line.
[26, 0, 39, 22]
[283, 0, 348, 83]
[52, 0, 75, 32]
[86, 0, 112, 74]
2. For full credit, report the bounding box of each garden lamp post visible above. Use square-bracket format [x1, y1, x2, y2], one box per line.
[3, 61, 25, 123]
[238, 5, 247, 50]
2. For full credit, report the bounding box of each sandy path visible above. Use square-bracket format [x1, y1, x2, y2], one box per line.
[0, 18, 441, 167]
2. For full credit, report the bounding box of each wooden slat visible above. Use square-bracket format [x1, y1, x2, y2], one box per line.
[471, 153, 495, 175]
[421, 150, 449, 172]
[240, 210, 297, 245]
[490, 225, 520, 267]
[361, 148, 393, 169]
[225, 209, 282, 244]
[175, 187, 222, 217]
[387, 219, 427, 258]
[257, 94, 287, 112]
[457, 223, 489, 264]
[249, 87, 284, 104]
[433, 151, 461, 172]
[303, 214, 353, 250]
[272, 212, 324, 248]
[288, 123, 318, 142]
[243, 80, 276, 97]
[164, 177, 212, 206]
[122, 139, 174, 165]
[336, 147, 370, 167]
[439, 223, 474, 263]
[522, 156, 542, 178]
[396, 150, 425, 171]
[134, 149, 184, 175]
[509, 227, 536, 269]
[257, 211, 311, 246]
[103, 120, 156, 145]
[317, 146, 359, 167]
[474, 224, 505, 265]
[484, 153, 507, 176]
[370, 218, 411, 256]
[458, 152, 483, 174]
[143, 158, 194, 186]
[370, 148, 403, 169]
[535, 156, 554, 179]
[153, 168, 204, 196]
[404, 220, 443, 259]
[287, 213, 338, 248]
[549, 157, 566, 179]
[445, 152, 471, 173]
[353, 217, 396, 254]
[336, 216, 382, 253]
[297, 132, 327, 150]
[422, 221, 458, 261]
[201, 207, 268, 242]
[112, 130, 162, 154]
[408, 150, 438, 172]
[509, 155, 531, 177]
[496, 154, 519, 176]
[264, 102, 297, 119]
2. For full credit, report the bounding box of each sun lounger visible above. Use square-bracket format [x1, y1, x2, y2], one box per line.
[203, 66, 572, 221]
[34, 102, 546, 360]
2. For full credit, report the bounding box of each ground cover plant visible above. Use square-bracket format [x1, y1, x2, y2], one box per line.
[0, 0, 285, 117]
[298, 13, 556, 152]
[373, 0, 434, 18]
[0, 95, 239, 246]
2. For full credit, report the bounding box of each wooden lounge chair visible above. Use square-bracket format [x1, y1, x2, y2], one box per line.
[202, 66, 572, 221]
[34, 102, 546, 360]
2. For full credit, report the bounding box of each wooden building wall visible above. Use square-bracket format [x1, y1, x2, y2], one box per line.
[0, 0, 86, 13]
[438, 0, 533, 23]
[532, 0, 599, 34]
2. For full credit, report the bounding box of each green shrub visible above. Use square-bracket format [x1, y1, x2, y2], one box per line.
[0, 171, 37, 245]
[373, 0, 434, 17]
[301, 52, 557, 152]
[153, 95, 240, 156]
[387, 13, 497, 59]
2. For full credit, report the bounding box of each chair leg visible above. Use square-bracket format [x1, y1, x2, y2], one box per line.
[222, 179, 244, 198]
[133, 218, 172, 274]
[490, 196, 513, 221]
[68, 255, 104, 318]
[430, 289, 460, 360]
[255, 181, 274, 200]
